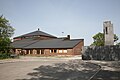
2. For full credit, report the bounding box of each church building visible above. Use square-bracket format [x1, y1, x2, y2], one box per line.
[11, 29, 84, 56]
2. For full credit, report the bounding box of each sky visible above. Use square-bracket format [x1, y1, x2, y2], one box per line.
[0, 0, 120, 46]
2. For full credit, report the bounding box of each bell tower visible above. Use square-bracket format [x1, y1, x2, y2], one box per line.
[103, 21, 114, 45]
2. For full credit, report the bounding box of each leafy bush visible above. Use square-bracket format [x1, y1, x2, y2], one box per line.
[0, 52, 11, 59]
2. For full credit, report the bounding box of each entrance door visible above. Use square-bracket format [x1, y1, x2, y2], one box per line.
[37, 49, 40, 54]
[41, 49, 44, 54]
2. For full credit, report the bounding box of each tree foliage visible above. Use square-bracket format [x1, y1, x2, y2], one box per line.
[0, 15, 14, 38]
[0, 37, 11, 53]
[91, 32, 119, 46]
[0, 15, 14, 54]
[116, 42, 120, 45]
[91, 32, 104, 46]
[114, 34, 119, 42]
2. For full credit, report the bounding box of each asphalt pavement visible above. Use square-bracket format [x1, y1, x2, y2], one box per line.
[0, 56, 120, 80]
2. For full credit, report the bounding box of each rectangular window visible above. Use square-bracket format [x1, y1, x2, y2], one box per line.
[59, 50, 63, 53]
[63, 50, 67, 53]
[50, 49, 57, 53]
[106, 27, 108, 34]
[58, 49, 67, 53]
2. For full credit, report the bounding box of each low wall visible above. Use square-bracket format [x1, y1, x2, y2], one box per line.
[82, 45, 120, 61]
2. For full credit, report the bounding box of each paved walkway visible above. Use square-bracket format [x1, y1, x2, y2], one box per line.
[0, 58, 69, 80]
[0, 56, 99, 80]
[0, 55, 82, 64]
[0, 57, 120, 80]
[89, 60, 120, 80]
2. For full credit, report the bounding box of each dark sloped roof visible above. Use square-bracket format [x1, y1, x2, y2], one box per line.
[11, 39, 39, 48]
[11, 39, 83, 49]
[14, 30, 57, 39]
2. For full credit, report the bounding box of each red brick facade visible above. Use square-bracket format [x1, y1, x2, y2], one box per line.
[14, 40, 84, 56]
[73, 40, 84, 55]
[13, 35, 56, 41]
[12, 30, 84, 56]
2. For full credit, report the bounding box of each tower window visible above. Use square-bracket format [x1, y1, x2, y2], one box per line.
[106, 27, 108, 34]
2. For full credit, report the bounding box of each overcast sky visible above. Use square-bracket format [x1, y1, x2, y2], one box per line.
[0, 0, 120, 45]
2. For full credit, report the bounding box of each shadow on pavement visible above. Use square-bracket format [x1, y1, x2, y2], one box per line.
[91, 70, 120, 80]
[16, 60, 120, 80]
[16, 60, 100, 80]
[89, 61, 120, 80]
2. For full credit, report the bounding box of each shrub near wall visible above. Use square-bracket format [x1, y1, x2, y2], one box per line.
[82, 45, 120, 61]
[0, 53, 11, 59]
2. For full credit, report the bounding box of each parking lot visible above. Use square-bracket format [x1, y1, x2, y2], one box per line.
[0, 57, 120, 80]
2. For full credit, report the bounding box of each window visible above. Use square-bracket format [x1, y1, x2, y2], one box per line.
[59, 50, 63, 53]
[50, 49, 57, 53]
[106, 27, 108, 34]
[50, 49, 54, 53]
[58, 49, 67, 53]
[63, 50, 67, 53]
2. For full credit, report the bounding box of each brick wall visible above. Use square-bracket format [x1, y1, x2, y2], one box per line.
[13, 35, 56, 41]
[44, 49, 73, 56]
[73, 40, 84, 55]
[67, 49, 73, 55]
[14, 40, 84, 56]
[37, 36, 56, 40]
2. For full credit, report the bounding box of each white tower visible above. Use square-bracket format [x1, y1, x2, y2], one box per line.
[103, 21, 114, 45]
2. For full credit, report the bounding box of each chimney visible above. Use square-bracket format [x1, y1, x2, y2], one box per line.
[62, 35, 70, 40]
[38, 28, 40, 31]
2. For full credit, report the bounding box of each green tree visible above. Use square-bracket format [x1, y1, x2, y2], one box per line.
[116, 42, 120, 45]
[0, 15, 14, 38]
[0, 15, 14, 53]
[114, 34, 119, 42]
[91, 32, 119, 46]
[0, 37, 11, 53]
